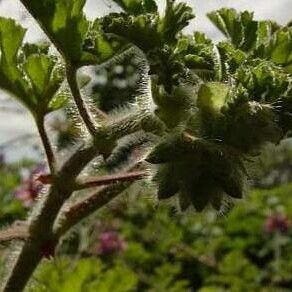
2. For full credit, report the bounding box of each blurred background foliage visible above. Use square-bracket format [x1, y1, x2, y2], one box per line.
[0, 142, 292, 291]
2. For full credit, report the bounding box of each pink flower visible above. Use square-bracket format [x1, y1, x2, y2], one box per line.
[96, 231, 127, 255]
[14, 164, 47, 207]
[264, 213, 290, 234]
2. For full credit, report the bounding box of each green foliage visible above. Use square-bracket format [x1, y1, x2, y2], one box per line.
[27, 182, 292, 290]
[20, 0, 89, 63]
[20, 0, 126, 66]
[254, 27, 292, 72]
[0, 17, 64, 115]
[147, 133, 247, 211]
[1, 157, 292, 290]
[159, 0, 194, 43]
[29, 258, 137, 292]
[102, 0, 194, 52]
[0, 162, 28, 225]
[207, 8, 279, 52]
[2, 0, 290, 213]
[176, 32, 220, 80]
[112, 0, 158, 15]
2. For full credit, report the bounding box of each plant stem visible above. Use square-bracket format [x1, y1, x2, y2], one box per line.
[66, 65, 106, 135]
[75, 170, 147, 190]
[2, 144, 98, 292]
[36, 115, 55, 173]
[54, 181, 135, 237]
[54, 163, 143, 237]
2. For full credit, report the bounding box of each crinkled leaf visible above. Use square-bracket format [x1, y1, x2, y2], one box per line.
[146, 133, 195, 164]
[0, 17, 65, 114]
[208, 8, 246, 48]
[49, 91, 69, 111]
[0, 17, 33, 108]
[224, 100, 283, 152]
[217, 41, 246, 78]
[82, 20, 128, 64]
[20, 0, 124, 66]
[102, 13, 161, 52]
[112, 0, 157, 15]
[158, 0, 194, 43]
[102, 0, 194, 51]
[24, 55, 55, 97]
[154, 164, 179, 199]
[21, 42, 50, 58]
[254, 28, 292, 72]
[197, 82, 230, 114]
[178, 191, 192, 211]
[176, 32, 220, 80]
[208, 8, 280, 52]
[234, 61, 290, 103]
[20, 0, 89, 63]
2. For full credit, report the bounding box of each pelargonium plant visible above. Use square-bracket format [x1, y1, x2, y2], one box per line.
[0, 0, 291, 291]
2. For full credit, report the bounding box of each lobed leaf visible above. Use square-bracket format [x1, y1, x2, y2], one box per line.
[112, 0, 158, 15]
[254, 28, 292, 73]
[0, 17, 65, 115]
[208, 8, 280, 52]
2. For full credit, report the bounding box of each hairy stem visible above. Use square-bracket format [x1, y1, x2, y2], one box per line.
[36, 115, 55, 173]
[2, 144, 98, 292]
[54, 163, 143, 237]
[2, 115, 149, 291]
[54, 181, 135, 238]
[75, 170, 147, 190]
[66, 65, 107, 135]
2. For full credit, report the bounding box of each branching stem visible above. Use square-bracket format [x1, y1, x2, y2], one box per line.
[66, 65, 107, 135]
[36, 115, 55, 173]
[75, 170, 147, 190]
[54, 163, 143, 237]
[55, 181, 135, 238]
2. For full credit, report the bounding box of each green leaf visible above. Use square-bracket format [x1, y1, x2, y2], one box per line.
[208, 8, 280, 52]
[208, 8, 245, 48]
[21, 0, 88, 62]
[24, 55, 55, 97]
[158, 0, 194, 43]
[48, 92, 69, 111]
[0, 17, 65, 114]
[234, 60, 290, 103]
[21, 42, 50, 58]
[154, 164, 179, 199]
[217, 41, 246, 77]
[146, 133, 195, 164]
[254, 28, 292, 72]
[0, 17, 34, 109]
[82, 20, 128, 64]
[176, 32, 220, 80]
[102, 13, 161, 52]
[0, 18, 25, 64]
[103, 0, 194, 51]
[112, 0, 158, 15]
[197, 82, 230, 114]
